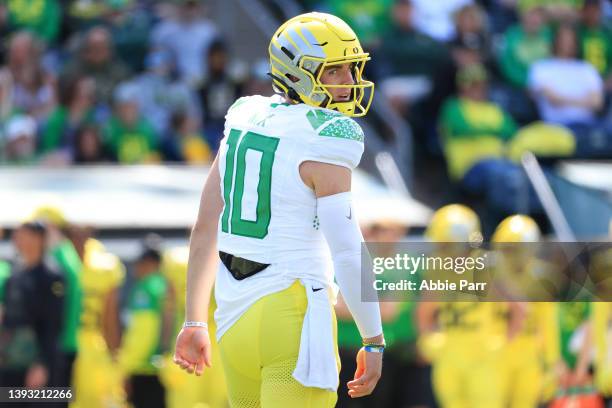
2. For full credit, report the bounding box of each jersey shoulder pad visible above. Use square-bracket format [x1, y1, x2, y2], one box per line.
[226, 95, 270, 119]
[301, 108, 365, 170]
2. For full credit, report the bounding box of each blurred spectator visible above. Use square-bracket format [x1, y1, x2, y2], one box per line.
[378, 0, 450, 114]
[0, 31, 56, 121]
[40, 76, 96, 156]
[160, 112, 211, 164]
[103, 83, 159, 164]
[451, 4, 492, 66]
[105, 0, 154, 72]
[61, 26, 130, 106]
[1, 114, 38, 164]
[498, 4, 552, 88]
[150, 0, 218, 87]
[487, 0, 521, 34]
[440, 64, 516, 182]
[323, 0, 394, 49]
[578, 0, 612, 91]
[410, 0, 474, 42]
[130, 49, 200, 137]
[73, 124, 115, 164]
[198, 39, 245, 149]
[0, 221, 65, 388]
[116, 239, 168, 408]
[528, 24, 604, 127]
[440, 64, 540, 214]
[0, 0, 62, 45]
[424, 3, 490, 137]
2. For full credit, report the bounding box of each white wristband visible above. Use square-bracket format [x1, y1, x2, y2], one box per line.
[184, 321, 208, 329]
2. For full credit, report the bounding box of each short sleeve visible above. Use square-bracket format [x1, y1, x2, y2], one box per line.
[225, 96, 250, 122]
[300, 110, 365, 170]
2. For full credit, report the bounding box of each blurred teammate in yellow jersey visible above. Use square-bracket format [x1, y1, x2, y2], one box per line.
[491, 215, 558, 408]
[159, 246, 227, 408]
[592, 222, 612, 398]
[417, 204, 514, 408]
[67, 226, 126, 408]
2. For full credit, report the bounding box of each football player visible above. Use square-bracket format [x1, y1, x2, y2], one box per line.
[417, 204, 512, 408]
[173, 12, 384, 408]
[69, 230, 126, 408]
[491, 215, 558, 408]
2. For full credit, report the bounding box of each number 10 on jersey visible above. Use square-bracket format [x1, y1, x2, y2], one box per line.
[221, 129, 280, 239]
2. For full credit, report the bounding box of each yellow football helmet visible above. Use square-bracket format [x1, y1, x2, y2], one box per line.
[425, 204, 482, 243]
[268, 12, 374, 117]
[28, 205, 68, 228]
[492, 215, 541, 243]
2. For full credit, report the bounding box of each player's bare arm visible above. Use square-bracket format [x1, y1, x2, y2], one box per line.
[173, 154, 223, 376]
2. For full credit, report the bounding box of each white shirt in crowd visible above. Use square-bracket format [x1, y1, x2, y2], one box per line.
[151, 18, 218, 86]
[410, 0, 473, 42]
[528, 58, 603, 126]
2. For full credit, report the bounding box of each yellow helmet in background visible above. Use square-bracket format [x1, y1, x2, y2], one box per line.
[492, 215, 541, 243]
[425, 204, 482, 243]
[28, 205, 68, 228]
[268, 12, 374, 117]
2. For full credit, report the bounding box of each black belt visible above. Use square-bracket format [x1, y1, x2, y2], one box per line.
[219, 251, 270, 281]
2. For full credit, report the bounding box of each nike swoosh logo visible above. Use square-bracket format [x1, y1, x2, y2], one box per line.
[346, 207, 352, 220]
[312, 287, 324, 292]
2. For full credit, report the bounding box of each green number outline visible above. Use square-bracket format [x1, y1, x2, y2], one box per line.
[221, 129, 279, 239]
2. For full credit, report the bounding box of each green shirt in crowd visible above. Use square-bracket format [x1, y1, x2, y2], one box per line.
[41, 107, 95, 153]
[5, 0, 61, 43]
[104, 117, 158, 164]
[578, 24, 612, 77]
[499, 24, 553, 88]
[326, 0, 394, 46]
[439, 97, 518, 180]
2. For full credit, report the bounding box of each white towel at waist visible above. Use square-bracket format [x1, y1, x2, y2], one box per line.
[292, 278, 339, 392]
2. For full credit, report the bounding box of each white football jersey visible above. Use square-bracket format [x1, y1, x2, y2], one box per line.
[213, 94, 364, 339]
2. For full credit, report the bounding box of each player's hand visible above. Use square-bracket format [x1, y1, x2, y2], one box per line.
[173, 326, 211, 376]
[347, 348, 382, 398]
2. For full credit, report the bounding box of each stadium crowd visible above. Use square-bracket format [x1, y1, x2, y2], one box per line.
[0, 0, 611, 223]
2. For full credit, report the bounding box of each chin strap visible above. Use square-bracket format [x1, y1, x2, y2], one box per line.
[267, 73, 304, 103]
